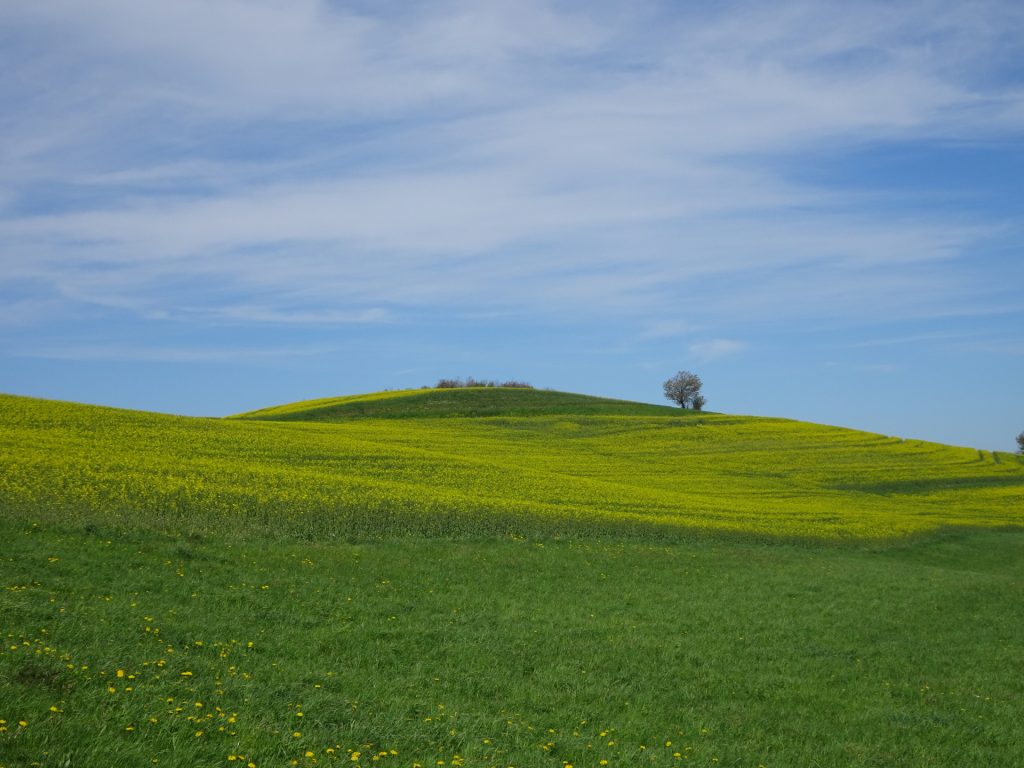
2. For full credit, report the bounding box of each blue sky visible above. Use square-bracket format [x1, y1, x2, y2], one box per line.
[2, 0, 1022, 450]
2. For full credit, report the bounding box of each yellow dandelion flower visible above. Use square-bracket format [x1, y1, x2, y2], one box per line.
[116, 669, 125, 678]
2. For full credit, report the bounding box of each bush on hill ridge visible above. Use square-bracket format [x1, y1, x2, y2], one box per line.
[432, 377, 533, 389]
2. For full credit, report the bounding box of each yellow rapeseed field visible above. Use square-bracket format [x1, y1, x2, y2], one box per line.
[1, 389, 1021, 541]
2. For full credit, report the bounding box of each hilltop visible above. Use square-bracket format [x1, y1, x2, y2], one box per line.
[231, 386, 682, 421]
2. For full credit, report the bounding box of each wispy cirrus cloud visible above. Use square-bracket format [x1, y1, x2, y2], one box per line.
[1, 0, 1022, 335]
[689, 339, 746, 362]
[12, 342, 338, 363]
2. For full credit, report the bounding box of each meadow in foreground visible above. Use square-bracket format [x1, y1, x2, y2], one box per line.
[3, 519, 1024, 768]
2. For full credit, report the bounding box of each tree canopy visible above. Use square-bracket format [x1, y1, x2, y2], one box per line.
[663, 371, 704, 409]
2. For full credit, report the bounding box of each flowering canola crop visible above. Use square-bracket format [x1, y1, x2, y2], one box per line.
[1, 390, 1021, 541]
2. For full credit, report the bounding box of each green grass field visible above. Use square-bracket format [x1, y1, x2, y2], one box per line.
[2, 388, 1023, 767]
[231, 387, 682, 421]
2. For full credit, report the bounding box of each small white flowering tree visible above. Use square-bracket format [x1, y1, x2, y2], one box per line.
[663, 371, 704, 409]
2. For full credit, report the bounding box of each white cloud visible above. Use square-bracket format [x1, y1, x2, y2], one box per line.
[849, 331, 980, 348]
[195, 305, 392, 325]
[9, 342, 337, 363]
[1, 0, 1022, 333]
[688, 339, 746, 361]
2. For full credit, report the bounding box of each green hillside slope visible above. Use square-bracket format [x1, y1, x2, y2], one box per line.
[1, 391, 1020, 542]
[232, 386, 681, 420]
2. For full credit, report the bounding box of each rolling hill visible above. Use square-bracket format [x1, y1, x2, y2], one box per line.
[1, 388, 1020, 542]
[3, 387, 1024, 767]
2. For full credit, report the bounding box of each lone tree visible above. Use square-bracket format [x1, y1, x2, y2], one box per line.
[663, 370, 704, 409]
[1017, 430, 1024, 454]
